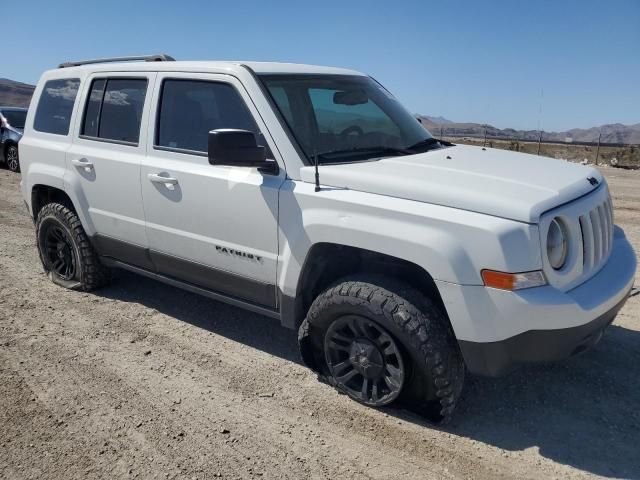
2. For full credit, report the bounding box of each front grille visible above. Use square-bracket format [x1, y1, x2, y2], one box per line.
[578, 195, 614, 275]
[542, 184, 614, 291]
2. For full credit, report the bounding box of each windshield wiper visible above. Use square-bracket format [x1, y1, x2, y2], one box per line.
[406, 137, 442, 152]
[316, 145, 413, 161]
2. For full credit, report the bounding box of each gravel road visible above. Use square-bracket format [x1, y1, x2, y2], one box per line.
[1, 166, 638, 479]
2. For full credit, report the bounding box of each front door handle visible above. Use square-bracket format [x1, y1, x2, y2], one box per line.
[148, 173, 179, 190]
[72, 158, 94, 172]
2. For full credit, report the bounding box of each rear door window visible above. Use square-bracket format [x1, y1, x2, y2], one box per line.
[81, 79, 106, 138]
[81, 78, 148, 144]
[33, 78, 80, 135]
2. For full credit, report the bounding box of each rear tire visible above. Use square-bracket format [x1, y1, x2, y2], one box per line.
[299, 275, 464, 423]
[35, 203, 111, 291]
[6, 144, 20, 173]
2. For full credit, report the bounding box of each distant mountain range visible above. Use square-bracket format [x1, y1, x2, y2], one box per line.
[0, 78, 637, 144]
[0, 78, 34, 108]
[420, 115, 454, 125]
[417, 115, 640, 145]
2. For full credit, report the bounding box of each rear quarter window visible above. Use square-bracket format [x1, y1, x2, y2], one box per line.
[33, 78, 80, 135]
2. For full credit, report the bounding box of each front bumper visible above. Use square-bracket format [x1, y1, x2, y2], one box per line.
[457, 291, 630, 376]
[437, 226, 636, 377]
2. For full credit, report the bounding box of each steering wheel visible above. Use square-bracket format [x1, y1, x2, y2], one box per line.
[339, 125, 364, 137]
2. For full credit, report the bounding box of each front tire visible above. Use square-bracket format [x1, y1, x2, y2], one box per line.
[6, 144, 20, 173]
[35, 203, 111, 291]
[299, 275, 465, 423]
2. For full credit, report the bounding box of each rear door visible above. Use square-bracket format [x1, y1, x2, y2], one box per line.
[66, 72, 155, 268]
[141, 72, 285, 308]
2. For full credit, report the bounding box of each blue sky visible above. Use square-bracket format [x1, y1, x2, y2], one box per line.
[5, 0, 639, 131]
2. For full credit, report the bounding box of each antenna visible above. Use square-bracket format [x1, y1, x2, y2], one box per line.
[314, 149, 321, 192]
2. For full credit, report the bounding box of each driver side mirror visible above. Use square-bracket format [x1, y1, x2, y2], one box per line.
[208, 129, 277, 173]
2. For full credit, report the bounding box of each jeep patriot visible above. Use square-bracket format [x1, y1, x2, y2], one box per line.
[19, 55, 636, 421]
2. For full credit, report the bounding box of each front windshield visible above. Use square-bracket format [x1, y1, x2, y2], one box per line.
[2, 110, 27, 129]
[260, 74, 438, 163]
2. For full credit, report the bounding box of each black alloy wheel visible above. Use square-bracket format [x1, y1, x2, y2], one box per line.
[35, 203, 111, 291]
[6, 145, 20, 172]
[41, 222, 77, 281]
[299, 275, 466, 423]
[324, 315, 405, 406]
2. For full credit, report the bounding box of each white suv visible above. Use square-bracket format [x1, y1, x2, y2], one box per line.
[20, 55, 636, 422]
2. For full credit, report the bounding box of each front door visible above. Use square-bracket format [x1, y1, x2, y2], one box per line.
[141, 73, 285, 308]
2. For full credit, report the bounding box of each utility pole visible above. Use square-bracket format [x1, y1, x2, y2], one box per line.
[595, 132, 601, 165]
[536, 88, 544, 153]
[440, 126, 443, 140]
[537, 130, 542, 155]
[483, 125, 487, 147]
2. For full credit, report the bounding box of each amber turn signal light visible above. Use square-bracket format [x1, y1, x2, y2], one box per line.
[481, 270, 546, 291]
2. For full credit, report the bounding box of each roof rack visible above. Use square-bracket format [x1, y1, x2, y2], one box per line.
[58, 54, 175, 69]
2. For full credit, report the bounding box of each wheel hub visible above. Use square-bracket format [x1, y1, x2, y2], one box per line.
[42, 223, 76, 281]
[324, 315, 405, 406]
[349, 339, 384, 378]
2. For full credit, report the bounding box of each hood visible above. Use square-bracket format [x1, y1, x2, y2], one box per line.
[300, 144, 603, 223]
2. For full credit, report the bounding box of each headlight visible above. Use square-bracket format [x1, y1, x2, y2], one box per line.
[547, 217, 568, 270]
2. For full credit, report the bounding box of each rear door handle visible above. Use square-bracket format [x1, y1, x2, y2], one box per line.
[148, 173, 179, 190]
[72, 158, 94, 172]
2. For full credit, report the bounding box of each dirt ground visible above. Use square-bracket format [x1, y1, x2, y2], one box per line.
[1, 165, 638, 480]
